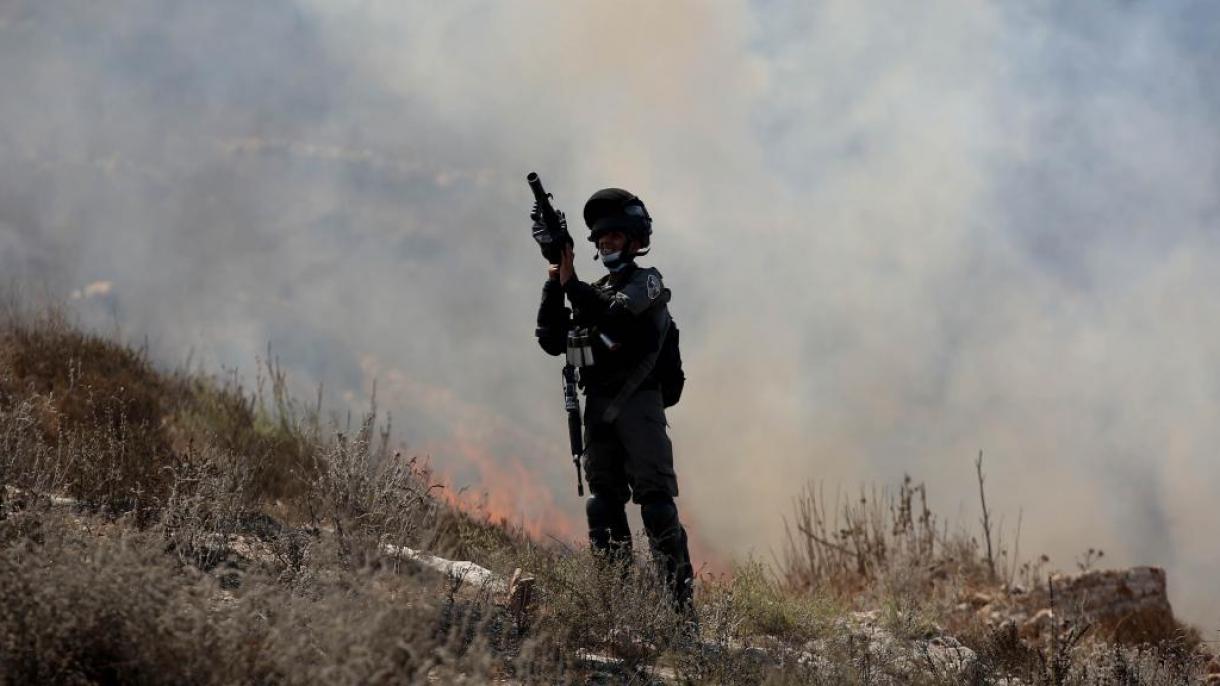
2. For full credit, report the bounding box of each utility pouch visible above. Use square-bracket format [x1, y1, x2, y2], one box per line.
[566, 328, 595, 368]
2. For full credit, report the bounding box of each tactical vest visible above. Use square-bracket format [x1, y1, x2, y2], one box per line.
[577, 268, 684, 409]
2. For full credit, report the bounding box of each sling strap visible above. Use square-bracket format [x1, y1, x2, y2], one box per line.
[601, 304, 671, 423]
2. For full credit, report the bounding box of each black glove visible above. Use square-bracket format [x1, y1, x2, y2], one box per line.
[531, 202, 570, 263]
[531, 203, 552, 255]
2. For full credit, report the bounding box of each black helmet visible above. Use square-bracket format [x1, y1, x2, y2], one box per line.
[582, 188, 652, 249]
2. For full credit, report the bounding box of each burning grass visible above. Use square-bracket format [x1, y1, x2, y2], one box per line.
[0, 304, 1212, 684]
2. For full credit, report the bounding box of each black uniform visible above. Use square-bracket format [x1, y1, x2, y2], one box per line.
[536, 263, 693, 607]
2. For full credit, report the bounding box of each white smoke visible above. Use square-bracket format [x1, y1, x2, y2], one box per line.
[2, 0, 1218, 629]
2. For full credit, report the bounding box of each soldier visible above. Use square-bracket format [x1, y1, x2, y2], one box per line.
[535, 187, 694, 609]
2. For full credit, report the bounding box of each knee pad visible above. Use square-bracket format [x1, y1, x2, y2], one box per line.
[586, 494, 631, 546]
[587, 495, 631, 556]
[640, 496, 680, 538]
[586, 494, 626, 527]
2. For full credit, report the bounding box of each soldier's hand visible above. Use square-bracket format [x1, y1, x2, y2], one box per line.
[559, 244, 576, 286]
[548, 263, 560, 281]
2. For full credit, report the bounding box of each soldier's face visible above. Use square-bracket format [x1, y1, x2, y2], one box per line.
[597, 231, 628, 255]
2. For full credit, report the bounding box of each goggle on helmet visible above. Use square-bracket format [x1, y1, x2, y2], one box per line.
[582, 187, 653, 251]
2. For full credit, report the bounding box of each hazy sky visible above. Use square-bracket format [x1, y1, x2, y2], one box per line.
[2, 1, 1218, 629]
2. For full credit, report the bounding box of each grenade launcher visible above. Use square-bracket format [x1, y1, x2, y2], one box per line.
[528, 172, 574, 265]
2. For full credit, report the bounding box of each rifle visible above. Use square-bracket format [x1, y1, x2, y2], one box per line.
[528, 172, 584, 496]
[562, 363, 585, 497]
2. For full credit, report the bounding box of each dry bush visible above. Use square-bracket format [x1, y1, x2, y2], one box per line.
[965, 622, 1206, 686]
[0, 309, 175, 515]
[168, 366, 318, 506]
[524, 542, 688, 664]
[157, 443, 266, 573]
[0, 305, 560, 683]
[668, 563, 841, 685]
[782, 477, 959, 595]
[0, 510, 255, 685]
[0, 306, 327, 520]
[714, 560, 838, 643]
[1065, 641, 1205, 685]
[0, 505, 570, 685]
[303, 404, 444, 571]
[429, 505, 543, 574]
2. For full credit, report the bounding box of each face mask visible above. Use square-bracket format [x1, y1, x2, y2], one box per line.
[600, 250, 632, 272]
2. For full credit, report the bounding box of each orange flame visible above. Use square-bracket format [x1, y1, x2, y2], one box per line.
[425, 435, 585, 542]
[427, 434, 731, 577]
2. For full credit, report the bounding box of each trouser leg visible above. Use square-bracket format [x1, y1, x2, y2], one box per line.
[640, 495, 694, 609]
[582, 395, 634, 560]
[609, 389, 690, 606]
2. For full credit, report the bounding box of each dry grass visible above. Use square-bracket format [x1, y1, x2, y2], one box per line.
[0, 508, 567, 685]
[0, 303, 1212, 684]
[776, 475, 1210, 684]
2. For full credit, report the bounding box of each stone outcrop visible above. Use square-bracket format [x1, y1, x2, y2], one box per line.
[956, 566, 1187, 647]
[775, 610, 980, 684]
[1046, 567, 1177, 643]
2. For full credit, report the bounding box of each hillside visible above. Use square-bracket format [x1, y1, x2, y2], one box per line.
[0, 306, 1215, 684]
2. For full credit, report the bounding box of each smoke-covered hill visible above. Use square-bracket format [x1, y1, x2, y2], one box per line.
[2, 307, 1215, 683]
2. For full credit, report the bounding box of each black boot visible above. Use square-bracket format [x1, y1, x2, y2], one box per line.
[640, 496, 694, 610]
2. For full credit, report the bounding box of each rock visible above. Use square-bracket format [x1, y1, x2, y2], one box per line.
[1049, 567, 1169, 616]
[506, 567, 535, 625]
[1020, 608, 1054, 640]
[381, 543, 507, 593]
[576, 650, 677, 682]
[967, 591, 993, 608]
[977, 607, 1004, 627]
[919, 635, 978, 675]
[819, 610, 976, 683]
[1048, 567, 1178, 643]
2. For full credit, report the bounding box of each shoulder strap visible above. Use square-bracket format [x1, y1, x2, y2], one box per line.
[600, 304, 671, 423]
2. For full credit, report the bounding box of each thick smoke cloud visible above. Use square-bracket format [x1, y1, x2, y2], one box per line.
[2, 1, 1218, 629]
